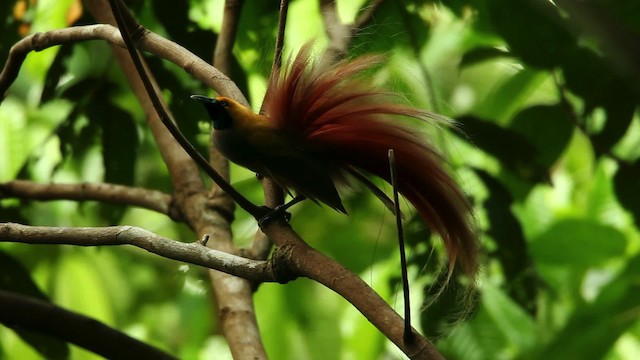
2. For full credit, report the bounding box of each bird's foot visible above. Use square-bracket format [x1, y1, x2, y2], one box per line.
[257, 196, 307, 227]
[257, 204, 292, 227]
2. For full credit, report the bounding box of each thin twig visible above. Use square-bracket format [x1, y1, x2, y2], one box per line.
[272, 0, 289, 74]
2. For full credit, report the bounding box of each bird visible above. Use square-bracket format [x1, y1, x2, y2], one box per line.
[191, 43, 478, 277]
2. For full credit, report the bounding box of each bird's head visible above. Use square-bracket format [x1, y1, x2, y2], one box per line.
[190, 95, 234, 130]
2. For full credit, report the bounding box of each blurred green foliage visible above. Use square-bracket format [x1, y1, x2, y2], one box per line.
[1, 0, 639, 359]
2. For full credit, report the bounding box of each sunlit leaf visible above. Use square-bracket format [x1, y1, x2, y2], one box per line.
[534, 255, 640, 360]
[531, 219, 627, 268]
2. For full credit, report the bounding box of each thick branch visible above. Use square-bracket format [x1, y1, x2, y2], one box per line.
[0, 290, 176, 360]
[0, 180, 180, 220]
[261, 222, 444, 360]
[0, 223, 275, 282]
[206, 1, 268, 359]
[214, 0, 244, 74]
[107, 0, 262, 220]
[0, 19, 262, 219]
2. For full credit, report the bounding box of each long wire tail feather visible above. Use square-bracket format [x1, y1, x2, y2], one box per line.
[264, 43, 478, 276]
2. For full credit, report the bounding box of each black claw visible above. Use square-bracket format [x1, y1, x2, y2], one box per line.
[257, 205, 292, 227]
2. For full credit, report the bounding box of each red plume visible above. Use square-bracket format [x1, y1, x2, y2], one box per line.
[263, 44, 478, 276]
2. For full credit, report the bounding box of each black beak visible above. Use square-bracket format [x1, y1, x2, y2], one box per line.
[190, 94, 217, 104]
[190, 95, 231, 130]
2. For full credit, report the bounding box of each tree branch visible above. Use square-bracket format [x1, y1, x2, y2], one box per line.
[354, 0, 384, 30]
[213, 0, 243, 74]
[83, 0, 208, 220]
[1, 2, 445, 358]
[261, 221, 444, 360]
[319, 0, 385, 60]
[0, 289, 177, 360]
[0, 180, 180, 220]
[206, 1, 269, 358]
[319, 0, 352, 60]
[0, 223, 276, 282]
[107, 0, 263, 220]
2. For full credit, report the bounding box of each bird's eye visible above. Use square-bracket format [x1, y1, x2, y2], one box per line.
[219, 100, 228, 107]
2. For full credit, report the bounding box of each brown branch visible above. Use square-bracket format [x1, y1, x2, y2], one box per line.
[1, 25, 118, 101]
[107, 0, 262, 221]
[231, 1, 443, 357]
[354, 0, 384, 30]
[1, 2, 442, 357]
[311, 2, 445, 357]
[0, 24, 246, 110]
[214, 0, 244, 75]
[83, 0, 206, 216]
[262, 221, 444, 360]
[206, 1, 269, 359]
[0, 289, 177, 360]
[319, 0, 352, 60]
[319, 0, 385, 60]
[0, 223, 276, 282]
[0, 180, 180, 220]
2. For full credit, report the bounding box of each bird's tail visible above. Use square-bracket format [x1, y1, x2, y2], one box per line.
[264, 43, 478, 277]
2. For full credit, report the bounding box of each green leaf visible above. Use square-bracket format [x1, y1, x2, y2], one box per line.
[100, 103, 138, 186]
[561, 48, 636, 151]
[460, 47, 511, 68]
[482, 284, 536, 351]
[0, 98, 28, 182]
[0, 251, 70, 359]
[475, 170, 537, 314]
[510, 104, 574, 168]
[488, 0, 576, 68]
[530, 219, 627, 268]
[475, 68, 548, 123]
[457, 115, 548, 183]
[40, 43, 74, 103]
[534, 254, 640, 360]
[613, 160, 640, 227]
